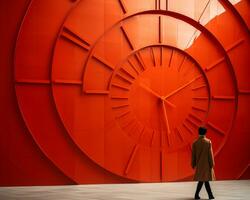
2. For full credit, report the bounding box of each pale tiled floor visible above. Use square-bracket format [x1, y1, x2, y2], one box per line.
[0, 180, 249, 200]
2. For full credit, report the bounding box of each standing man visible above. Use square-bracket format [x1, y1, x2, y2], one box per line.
[192, 127, 215, 199]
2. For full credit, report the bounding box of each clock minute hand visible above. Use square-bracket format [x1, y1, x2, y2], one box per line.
[139, 82, 176, 108]
[163, 75, 201, 100]
[161, 99, 171, 134]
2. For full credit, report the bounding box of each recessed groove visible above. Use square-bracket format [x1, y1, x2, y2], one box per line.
[205, 57, 225, 71]
[192, 84, 206, 91]
[61, 26, 90, 50]
[212, 96, 235, 100]
[169, 49, 173, 67]
[239, 90, 250, 95]
[151, 130, 156, 146]
[53, 79, 82, 85]
[159, 16, 162, 43]
[15, 79, 50, 85]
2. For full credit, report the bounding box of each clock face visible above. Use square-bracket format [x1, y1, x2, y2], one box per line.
[110, 45, 210, 151]
[14, 0, 244, 182]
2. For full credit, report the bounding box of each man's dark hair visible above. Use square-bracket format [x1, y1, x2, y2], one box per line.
[198, 126, 207, 135]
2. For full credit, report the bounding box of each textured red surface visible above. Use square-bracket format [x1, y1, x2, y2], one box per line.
[0, 0, 249, 186]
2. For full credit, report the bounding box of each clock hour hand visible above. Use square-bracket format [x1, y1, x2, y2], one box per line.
[139, 82, 176, 108]
[139, 82, 161, 98]
[163, 75, 201, 100]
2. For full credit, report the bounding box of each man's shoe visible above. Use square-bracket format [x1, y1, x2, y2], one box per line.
[194, 195, 200, 199]
[208, 194, 215, 199]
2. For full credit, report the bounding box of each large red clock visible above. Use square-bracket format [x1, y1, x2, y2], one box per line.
[13, 0, 250, 183]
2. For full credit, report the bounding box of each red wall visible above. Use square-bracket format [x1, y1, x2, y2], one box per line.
[0, 0, 249, 186]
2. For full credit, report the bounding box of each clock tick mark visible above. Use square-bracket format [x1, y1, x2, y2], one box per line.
[169, 49, 174, 68]
[120, 26, 134, 50]
[116, 110, 130, 119]
[124, 144, 139, 175]
[205, 57, 225, 72]
[178, 56, 186, 72]
[176, 127, 184, 142]
[207, 122, 225, 136]
[192, 84, 206, 91]
[150, 47, 156, 67]
[183, 122, 194, 134]
[127, 59, 140, 75]
[121, 119, 135, 130]
[111, 83, 130, 91]
[53, 79, 82, 85]
[84, 90, 109, 95]
[212, 96, 235, 100]
[116, 73, 133, 84]
[135, 52, 146, 71]
[186, 117, 200, 128]
[120, 67, 136, 80]
[158, 16, 162, 43]
[92, 55, 115, 71]
[112, 104, 129, 109]
[61, 26, 90, 50]
[151, 130, 156, 146]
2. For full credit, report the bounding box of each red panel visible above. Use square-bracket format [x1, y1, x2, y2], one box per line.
[0, 0, 249, 185]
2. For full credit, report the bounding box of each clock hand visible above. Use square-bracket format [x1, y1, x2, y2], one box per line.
[139, 82, 161, 98]
[161, 99, 171, 134]
[139, 82, 176, 108]
[163, 75, 201, 100]
[163, 99, 176, 108]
